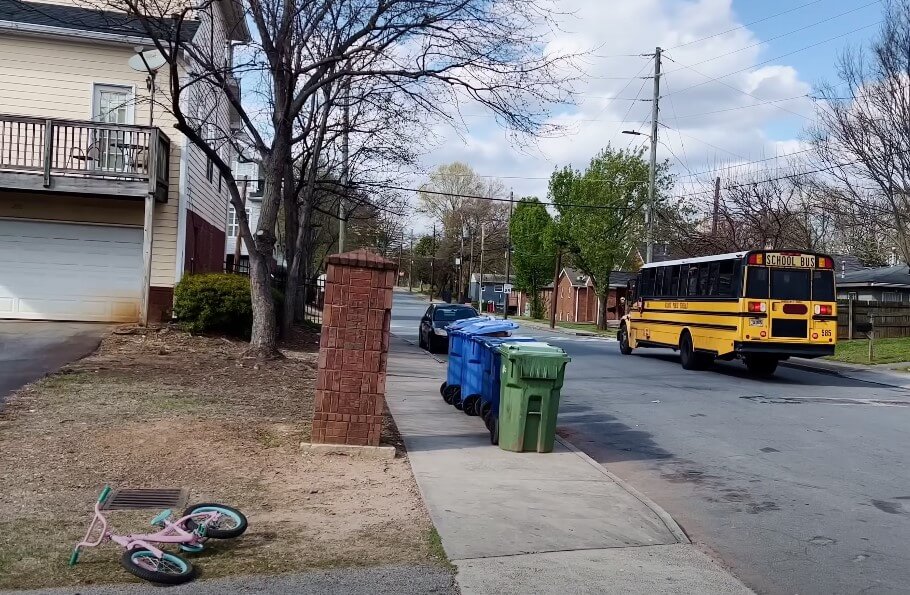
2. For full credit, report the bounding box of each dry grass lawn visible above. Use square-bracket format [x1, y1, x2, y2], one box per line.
[0, 327, 446, 590]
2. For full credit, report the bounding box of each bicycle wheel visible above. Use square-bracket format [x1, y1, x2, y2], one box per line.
[121, 549, 196, 585]
[183, 503, 248, 539]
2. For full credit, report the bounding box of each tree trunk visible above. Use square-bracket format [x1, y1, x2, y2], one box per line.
[244, 155, 285, 359]
[247, 245, 279, 358]
[597, 289, 608, 331]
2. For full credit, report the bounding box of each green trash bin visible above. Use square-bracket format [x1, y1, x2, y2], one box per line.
[496, 342, 570, 453]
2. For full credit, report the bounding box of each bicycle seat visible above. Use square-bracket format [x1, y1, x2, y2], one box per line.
[150, 509, 172, 527]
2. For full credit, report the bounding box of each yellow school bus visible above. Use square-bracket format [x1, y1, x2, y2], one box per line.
[617, 250, 837, 376]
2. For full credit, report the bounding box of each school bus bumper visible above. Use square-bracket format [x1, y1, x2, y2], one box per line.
[734, 341, 835, 359]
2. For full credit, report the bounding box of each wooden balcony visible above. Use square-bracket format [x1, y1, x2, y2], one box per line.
[0, 114, 170, 202]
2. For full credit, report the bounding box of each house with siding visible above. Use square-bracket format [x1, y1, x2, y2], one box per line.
[0, 0, 248, 323]
[224, 157, 262, 272]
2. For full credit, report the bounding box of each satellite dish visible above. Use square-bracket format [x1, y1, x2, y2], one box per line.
[128, 49, 166, 73]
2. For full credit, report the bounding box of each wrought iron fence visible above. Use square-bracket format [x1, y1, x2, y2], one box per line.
[224, 260, 324, 326]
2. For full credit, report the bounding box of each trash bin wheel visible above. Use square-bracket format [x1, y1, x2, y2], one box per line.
[443, 385, 459, 404]
[481, 403, 492, 430]
[462, 395, 480, 416]
[439, 382, 448, 398]
[453, 396, 464, 410]
[489, 416, 499, 445]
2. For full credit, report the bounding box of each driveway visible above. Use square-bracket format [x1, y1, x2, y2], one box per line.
[0, 321, 108, 406]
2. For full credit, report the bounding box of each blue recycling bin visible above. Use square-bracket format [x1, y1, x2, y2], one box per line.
[442, 319, 517, 405]
[440, 316, 491, 400]
[479, 339, 553, 431]
[460, 335, 537, 417]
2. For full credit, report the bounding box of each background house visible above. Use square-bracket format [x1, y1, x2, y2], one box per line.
[515, 268, 634, 323]
[468, 273, 515, 312]
[837, 265, 910, 302]
[0, 0, 248, 323]
[224, 158, 263, 273]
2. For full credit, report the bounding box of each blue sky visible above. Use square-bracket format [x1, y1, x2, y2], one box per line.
[408, 0, 887, 228]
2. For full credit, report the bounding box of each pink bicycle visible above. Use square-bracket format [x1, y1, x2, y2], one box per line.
[70, 486, 248, 585]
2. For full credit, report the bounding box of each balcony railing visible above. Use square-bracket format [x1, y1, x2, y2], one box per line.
[0, 114, 170, 201]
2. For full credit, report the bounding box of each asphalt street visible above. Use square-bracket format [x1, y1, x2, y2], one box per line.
[392, 291, 910, 595]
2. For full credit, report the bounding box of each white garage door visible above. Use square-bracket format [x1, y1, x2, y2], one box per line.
[0, 219, 142, 322]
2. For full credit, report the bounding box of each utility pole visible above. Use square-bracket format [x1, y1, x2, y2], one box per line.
[504, 190, 514, 318]
[459, 220, 466, 302]
[549, 247, 562, 330]
[478, 223, 485, 311]
[430, 223, 436, 302]
[338, 79, 350, 253]
[408, 231, 413, 292]
[397, 241, 402, 287]
[468, 226, 475, 304]
[712, 176, 720, 235]
[646, 46, 661, 264]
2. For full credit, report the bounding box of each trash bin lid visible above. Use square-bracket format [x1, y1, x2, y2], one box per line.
[446, 315, 493, 331]
[460, 320, 519, 336]
[496, 342, 569, 358]
[477, 335, 536, 346]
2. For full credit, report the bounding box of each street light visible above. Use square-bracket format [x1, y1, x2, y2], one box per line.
[623, 129, 656, 263]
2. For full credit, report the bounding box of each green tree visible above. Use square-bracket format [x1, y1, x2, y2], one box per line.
[510, 198, 555, 318]
[551, 146, 672, 329]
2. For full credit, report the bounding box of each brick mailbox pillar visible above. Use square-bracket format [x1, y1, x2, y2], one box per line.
[312, 249, 396, 446]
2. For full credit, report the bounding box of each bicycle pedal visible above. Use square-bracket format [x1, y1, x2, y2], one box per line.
[180, 543, 205, 553]
[150, 508, 172, 527]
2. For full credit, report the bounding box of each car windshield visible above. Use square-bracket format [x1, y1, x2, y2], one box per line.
[433, 306, 477, 322]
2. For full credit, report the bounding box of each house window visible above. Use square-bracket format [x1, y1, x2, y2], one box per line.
[494, 285, 504, 293]
[228, 205, 251, 236]
[882, 291, 903, 303]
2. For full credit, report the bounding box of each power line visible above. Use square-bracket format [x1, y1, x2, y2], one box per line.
[354, 182, 642, 211]
[663, 21, 882, 100]
[659, 122, 749, 160]
[665, 0, 824, 50]
[591, 55, 654, 122]
[661, 73, 693, 174]
[661, 53, 812, 121]
[663, 1, 882, 75]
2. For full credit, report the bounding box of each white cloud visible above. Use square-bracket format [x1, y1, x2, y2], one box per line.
[406, 0, 819, 228]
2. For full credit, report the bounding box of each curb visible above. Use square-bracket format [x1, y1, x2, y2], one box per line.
[555, 435, 690, 545]
[507, 319, 618, 340]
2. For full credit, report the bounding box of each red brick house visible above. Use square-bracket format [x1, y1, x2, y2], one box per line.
[515, 267, 634, 323]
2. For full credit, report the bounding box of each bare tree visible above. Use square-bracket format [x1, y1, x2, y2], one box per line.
[809, 0, 910, 264]
[94, 0, 574, 357]
[672, 166, 827, 257]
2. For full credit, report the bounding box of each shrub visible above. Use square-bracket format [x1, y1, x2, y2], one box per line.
[173, 273, 254, 338]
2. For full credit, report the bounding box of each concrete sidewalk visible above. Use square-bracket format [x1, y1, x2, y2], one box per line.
[786, 356, 910, 388]
[386, 335, 752, 594]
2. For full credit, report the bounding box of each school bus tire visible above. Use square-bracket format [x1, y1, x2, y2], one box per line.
[618, 323, 633, 355]
[679, 330, 711, 370]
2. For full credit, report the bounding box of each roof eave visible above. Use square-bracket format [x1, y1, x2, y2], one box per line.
[222, 0, 250, 42]
[0, 18, 151, 46]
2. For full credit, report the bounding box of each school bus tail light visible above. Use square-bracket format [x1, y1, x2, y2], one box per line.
[748, 301, 767, 313]
[814, 304, 833, 315]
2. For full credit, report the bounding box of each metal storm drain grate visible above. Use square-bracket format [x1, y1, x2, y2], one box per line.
[102, 488, 188, 511]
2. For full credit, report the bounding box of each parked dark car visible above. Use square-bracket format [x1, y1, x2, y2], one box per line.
[418, 304, 479, 353]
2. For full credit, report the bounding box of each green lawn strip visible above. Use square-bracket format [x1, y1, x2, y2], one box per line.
[825, 337, 910, 365]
